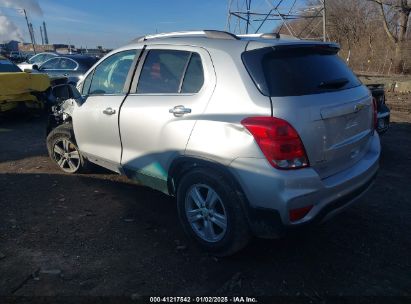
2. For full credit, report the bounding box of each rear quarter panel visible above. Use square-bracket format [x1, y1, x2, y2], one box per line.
[185, 44, 271, 165]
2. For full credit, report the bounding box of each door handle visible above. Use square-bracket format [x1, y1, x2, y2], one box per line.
[169, 105, 191, 116]
[63, 73, 69, 77]
[103, 107, 116, 115]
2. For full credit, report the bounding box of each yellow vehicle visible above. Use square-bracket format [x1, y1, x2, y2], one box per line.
[0, 56, 50, 113]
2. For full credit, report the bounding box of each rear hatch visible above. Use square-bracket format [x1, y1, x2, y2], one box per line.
[242, 43, 374, 179]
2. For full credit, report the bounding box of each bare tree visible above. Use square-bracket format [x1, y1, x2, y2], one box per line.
[368, 0, 411, 70]
[275, 0, 410, 74]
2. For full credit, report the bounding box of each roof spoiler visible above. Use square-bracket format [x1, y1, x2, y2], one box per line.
[272, 43, 340, 53]
[246, 41, 340, 52]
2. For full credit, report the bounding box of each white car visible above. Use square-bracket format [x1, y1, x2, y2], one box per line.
[18, 52, 58, 71]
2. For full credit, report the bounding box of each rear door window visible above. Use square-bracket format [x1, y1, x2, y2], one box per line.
[136, 50, 190, 94]
[40, 58, 61, 70]
[242, 45, 361, 97]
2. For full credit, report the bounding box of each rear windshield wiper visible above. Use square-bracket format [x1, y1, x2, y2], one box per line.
[318, 78, 349, 89]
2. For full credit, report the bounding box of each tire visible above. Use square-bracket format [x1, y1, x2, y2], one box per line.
[46, 123, 90, 174]
[177, 168, 251, 256]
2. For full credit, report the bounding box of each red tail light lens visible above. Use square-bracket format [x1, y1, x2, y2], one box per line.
[241, 116, 309, 169]
[372, 97, 378, 129]
[289, 205, 313, 222]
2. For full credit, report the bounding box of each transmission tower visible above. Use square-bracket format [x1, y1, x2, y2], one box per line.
[226, 0, 327, 41]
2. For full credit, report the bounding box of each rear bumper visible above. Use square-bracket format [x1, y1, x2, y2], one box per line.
[245, 173, 376, 238]
[229, 132, 380, 238]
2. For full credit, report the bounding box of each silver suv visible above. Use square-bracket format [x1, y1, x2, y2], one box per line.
[46, 30, 380, 256]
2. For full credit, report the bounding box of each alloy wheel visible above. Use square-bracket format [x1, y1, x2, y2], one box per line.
[185, 184, 228, 243]
[52, 138, 81, 173]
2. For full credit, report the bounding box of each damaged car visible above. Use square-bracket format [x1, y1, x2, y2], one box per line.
[46, 31, 380, 256]
[0, 56, 50, 113]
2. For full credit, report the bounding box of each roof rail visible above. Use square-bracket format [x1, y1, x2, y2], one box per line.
[137, 30, 239, 42]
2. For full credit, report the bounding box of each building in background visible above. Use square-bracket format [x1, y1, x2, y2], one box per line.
[18, 43, 74, 54]
[0, 41, 20, 52]
[17, 43, 111, 58]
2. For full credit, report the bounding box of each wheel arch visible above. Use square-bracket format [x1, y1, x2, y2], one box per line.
[168, 156, 286, 239]
[46, 122, 90, 173]
[46, 112, 73, 137]
[168, 156, 245, 199]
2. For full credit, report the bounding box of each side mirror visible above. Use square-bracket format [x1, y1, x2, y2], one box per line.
[51, 84, 83, 106]
[32, 64, 39, 71]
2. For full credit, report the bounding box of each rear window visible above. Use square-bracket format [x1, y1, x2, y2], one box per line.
[76, 57, 98, 69]
[0, 59, 22, 72]
[242, 45, 361, 97]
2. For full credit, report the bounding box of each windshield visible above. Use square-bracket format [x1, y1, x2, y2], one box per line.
[28, 53, 54, 64]
[242, 45, 361, 97]
[0, 59, 22, 72]
[28, 54, 41, 64]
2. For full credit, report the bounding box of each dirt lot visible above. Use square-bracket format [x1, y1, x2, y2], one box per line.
[0, 111, 410, 298]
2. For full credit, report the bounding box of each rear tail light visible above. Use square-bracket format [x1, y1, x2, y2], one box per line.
[241, 116, 309, 169]
[372, 97, 378, 129]
[289, 205, 313, 222]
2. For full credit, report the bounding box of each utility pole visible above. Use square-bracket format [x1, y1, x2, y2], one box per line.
[322, 0, 326, 41]
[22, 9, 36, 54]
[246, 0, 251, 34]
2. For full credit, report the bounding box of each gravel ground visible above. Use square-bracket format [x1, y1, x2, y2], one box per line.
[0, 111, 410, 298]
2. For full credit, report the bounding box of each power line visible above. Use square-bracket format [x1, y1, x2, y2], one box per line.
[226, 0, 327, 40]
